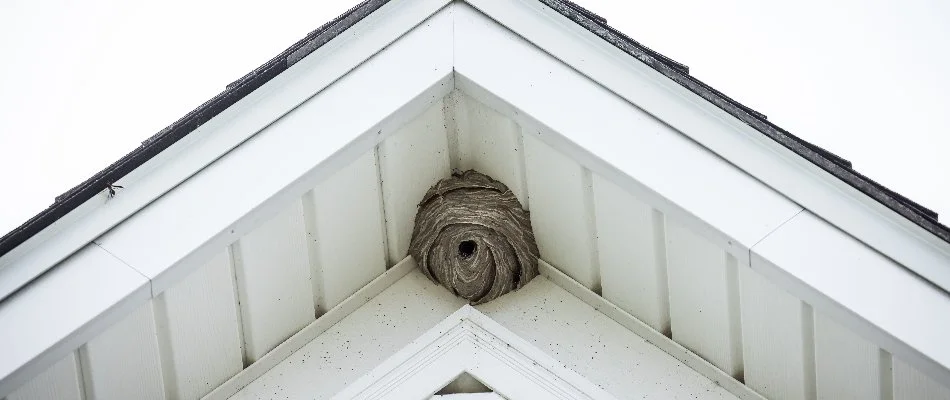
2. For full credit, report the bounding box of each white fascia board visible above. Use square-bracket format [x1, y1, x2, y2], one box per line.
[96, 5, 454, 296]
[454, 2, 950, 385]
[334, 305, 617, 400]
[0, 245, 150, 398]
[751, 211, 950, 386]
[0, 3, 452, 393]
[462, 0, 950, 292]
[0, 0, 452, 303]
[453, 3, 802, 266]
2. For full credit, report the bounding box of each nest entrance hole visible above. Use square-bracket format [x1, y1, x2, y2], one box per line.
[458, 240, 477, 259]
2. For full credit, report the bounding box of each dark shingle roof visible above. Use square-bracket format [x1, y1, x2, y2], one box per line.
[0, 0, 945, 259]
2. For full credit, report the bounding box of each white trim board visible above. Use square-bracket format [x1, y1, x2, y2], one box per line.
[450, 2, 950, 385]
[535, 260, 766, 400]
[463, 0, 950, 292]
[0, 0, 454, 303]
[2, 0, 949, 395]
[0, 6, 454, 397]
[204, 256, 419, 400]
[334, 305, 617, 400]
[222, 260, 744, 400]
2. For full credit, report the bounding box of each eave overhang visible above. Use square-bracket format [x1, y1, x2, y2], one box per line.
[1, 1, 949, 398]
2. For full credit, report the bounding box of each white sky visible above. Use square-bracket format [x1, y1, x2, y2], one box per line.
[0, 0, 948, 235]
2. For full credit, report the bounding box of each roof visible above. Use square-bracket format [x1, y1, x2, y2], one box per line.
[0, 0, 946, 259]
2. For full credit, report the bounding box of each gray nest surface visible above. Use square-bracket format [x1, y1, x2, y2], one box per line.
[409, 170, 540, 304]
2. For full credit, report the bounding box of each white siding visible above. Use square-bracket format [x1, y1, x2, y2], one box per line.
[894, 358, 950, 400]
[153, 249, 243, 399]
[378, 100, 451, 265]
[6, 353, 83, 400]
[305, 150, 388, 312]
[79, 302, 165, 400]
[666, 221, 742, 378]
[813, 311, 881, 400]
[453, 92, 528, 207]
[739, 266, 811, 400]
[593, 174, 670, 334]
[522, 133, 599, 290]
[232, 200, 314, 362]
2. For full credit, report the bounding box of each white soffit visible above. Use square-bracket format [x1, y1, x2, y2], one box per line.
[334, 305, 618, 400]
[0, 0, 454, 302]
[2, 0, 950, 395]
[452, 1, 950, 385]
[223, 260, 745, 399]
[464, 0, 950, 292]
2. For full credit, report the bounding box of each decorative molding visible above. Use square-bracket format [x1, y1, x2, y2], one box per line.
[333, 305, 617, 399]
[536, 259, 767, 400]
[203, 256, 418, 400]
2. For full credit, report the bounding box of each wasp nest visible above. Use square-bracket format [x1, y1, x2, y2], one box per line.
[409, 170, 540, 304]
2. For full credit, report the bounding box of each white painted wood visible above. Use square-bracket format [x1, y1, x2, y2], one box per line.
[95, 8, 455, 298]
[378, 99, 451, 264]
[592, 174, 670, 333]
[665, 220, 743, 378]
[232, 267, 739, 400]
[206, 256, 418, 400]
[893, 357, 950, 400]
[537, 260, 765, 400]
[479, 271, 741, 400]
[454, 3, 804, 268]
[0, 0, 453, 304]
[6, 353, 83, 400]
[0, 245, 150, 399]
[522, 133, 599, 290]
[751, 211, 950, 386]
[466, 0, 950, 297]
[813, 311, 881, 400]
[228, 267, 467, 400]
[305, 149, 387, 312]
[232, 200, 314, 363]
[453, 91, 528, 207]
[335, 306, 618, 400]
[431, 394, 504, 400]
[738, 266, 811, 400]
[153, 249, 243, 400]
[79, 302, 165, 400]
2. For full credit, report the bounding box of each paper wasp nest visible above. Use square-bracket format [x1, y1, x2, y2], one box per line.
[409, 170, 540, 304]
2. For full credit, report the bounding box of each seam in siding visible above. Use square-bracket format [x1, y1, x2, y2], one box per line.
[92, 242, 152, 289]
[301, 190, 327, 317]
[749, 208, 805, 251]
[880, 349, 894, 400]
[581, 168, 602, 295]
[226, 243, 250, 368]
[652, 209, 672, 337]
[725, 253, 745, 381]
[802, 302, 817, 400]
[373, 145, 393, 268]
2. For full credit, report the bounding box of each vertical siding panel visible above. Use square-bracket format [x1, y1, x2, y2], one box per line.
[813, 312, 881, 399]
[666, 221, 742, 377]
[7, 352, 83, 400]
[306, 150, 388, 312]
[592, 174, 670, 333]
[893, 358, 950, 400]
[378, 101, 451, 265]
[739, 266, 810, 400]
[80, 302, 165, 400]
[154, 250, 243, 400]
[522, 134, 598, 289]
[233, 200, 314, 362]
[454, 93, 528, 207]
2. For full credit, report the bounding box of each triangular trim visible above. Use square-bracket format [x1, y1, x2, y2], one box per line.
[333, 305, 617, 399]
